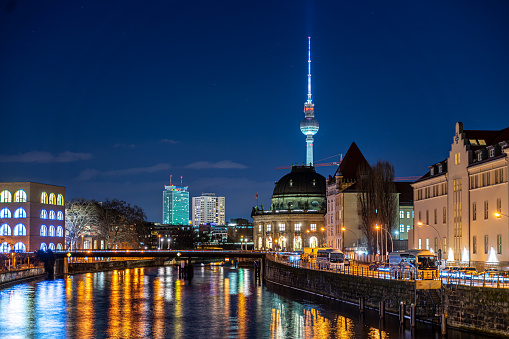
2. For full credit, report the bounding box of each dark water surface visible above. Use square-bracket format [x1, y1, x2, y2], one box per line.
[0, 266, 493, 338]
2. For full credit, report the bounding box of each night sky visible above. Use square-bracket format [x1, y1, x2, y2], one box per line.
[1, 1, 509, 223]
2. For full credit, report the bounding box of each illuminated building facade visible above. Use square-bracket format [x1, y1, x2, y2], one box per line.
[192, 193, 225, 226]
[0, 182, 65, 252]
[300, 37, 319, 166]
[252, 166, 326, 251]
[412, 122, 509, 269]
[162, 183, 189, 225]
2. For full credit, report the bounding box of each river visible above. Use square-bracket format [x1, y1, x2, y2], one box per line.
[0, 265, 491, 338]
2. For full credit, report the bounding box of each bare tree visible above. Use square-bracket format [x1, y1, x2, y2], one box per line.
[98, 199, 147, 249]
[65, 199, 100, 250]
[357, 160, 398, 256]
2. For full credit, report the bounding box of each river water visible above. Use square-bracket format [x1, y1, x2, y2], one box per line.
[0, 266, 491, 338]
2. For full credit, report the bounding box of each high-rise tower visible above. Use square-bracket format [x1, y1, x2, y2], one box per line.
[162, 175, 189, 225]
[300, 37, 319, 166]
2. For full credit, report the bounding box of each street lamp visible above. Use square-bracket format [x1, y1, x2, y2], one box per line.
[241, 236, 244, 250]
[158, 234, 161, 250]
[417, 221, 443, 261]
[494, 212, 509, 218]
[168, 237, 171, 250]
[376, 225, 393, 262]
[341, 227, 345, 251]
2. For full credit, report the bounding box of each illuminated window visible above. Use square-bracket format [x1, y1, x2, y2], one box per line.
[0, 190, 12, 203]
[56, 243, 63, 250]
[279, 223, 285, 232]
[310, 223, 317, 231]
[0, 208, 11, 218]
[57, 194, 64, 206]
[258, 225, 262, 232]
[40, 225, 47, 236]
[399, 224, 404, 233]
[49, 225, 55, 237]
[406, 225, 411, 232]
[56, 226, 63, 237]
[267, 224, 271, 232]
[0, 224, 11, 236]
[41, 209, 48, 219]
[49, 193, 56, 205]
[41, 192, 48, 204]
[0, 242, 11, 253]
[418, 238, 422, 249]
[57, 211, 64, 221]
[48, 243, 55, 251]
[14, 207, 27, 218]
[40, 243, 47, 251]
[49, 210, 56, 220]
[14, 190, 27, 202]
[426, 238, 429, 250]
[14, 242, 26, 252]
[14, 223, 26, 236]
[295, 223, 301, 232]
[407, 212, 410, 219]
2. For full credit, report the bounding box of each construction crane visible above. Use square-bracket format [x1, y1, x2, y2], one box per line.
[275, 154, 343, 170]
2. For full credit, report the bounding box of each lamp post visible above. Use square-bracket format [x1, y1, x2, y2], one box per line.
[158, 234, 161, 250]
[375, 224, 380, 261]
[417, 221, 443, 262]
[341, 227, 345, 251]
[168, 237, 171, 250]
[376, 225, 393, 262]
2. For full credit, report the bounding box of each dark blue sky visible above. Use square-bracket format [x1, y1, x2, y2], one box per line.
[1, 1, 509, 222]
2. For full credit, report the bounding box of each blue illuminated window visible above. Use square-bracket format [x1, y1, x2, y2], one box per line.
[14, 223, 26, 236]
[0, 190, 12, 203]
[0, 208, 11, 218]
[14, 207, 27, 218]
[57, 211, 64, 220]
[41, 209, 48, 219]
[0, 224, 11, 236]
[14, 190, 27, 203]
[49, 225, 55, 237]
[56, 243, 63, 250]
[49, 210, 56, 220]
[40, 225, 47, 236]
[40, 243, 47, 251]
[13, 242, 26, 252]
[0, 242, 11, 253]
[48, 243, 55, 251]
[56, 226, 63, 237]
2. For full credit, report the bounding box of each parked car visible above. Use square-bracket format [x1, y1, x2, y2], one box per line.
[440, 266, 461, 278]
[368, 261, 381, 271]
[377, 263, 391, 272]
[459, 267, 478, 279]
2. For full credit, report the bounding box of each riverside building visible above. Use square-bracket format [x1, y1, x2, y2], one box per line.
[0, 182, 65, 252]
[412, 122, 509, 269]
[192, 193, 225, 226]
[162, 177, 189, 225]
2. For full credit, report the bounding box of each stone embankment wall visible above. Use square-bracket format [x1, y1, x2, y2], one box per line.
[0, 267, 46, 286]
[265, 258, 509, 337]
[264, 259, 415, 313]
[444, 284, 509, 336]
[68, 258, 167, 274]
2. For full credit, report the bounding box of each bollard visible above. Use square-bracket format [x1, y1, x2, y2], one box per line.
[441, 313, 447, 335]
[379, 300, 385, 318]
[359, 296, 365, 313]
[399, 301, 405, 326]
[410, 303, 416, 327]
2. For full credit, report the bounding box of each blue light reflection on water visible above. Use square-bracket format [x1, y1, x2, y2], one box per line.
[0, 266, 491, 338]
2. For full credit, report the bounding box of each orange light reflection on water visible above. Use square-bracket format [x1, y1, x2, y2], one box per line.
[76, 273, 95, 338]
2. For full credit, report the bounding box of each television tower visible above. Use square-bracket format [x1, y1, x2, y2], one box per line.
[300, 36, 319, 166]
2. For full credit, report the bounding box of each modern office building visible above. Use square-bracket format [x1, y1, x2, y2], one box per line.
[0, 182, 65, 252]
[192, 193, 225, 226]
[412, 122, 509, 269]
[162, 181, 189, 225]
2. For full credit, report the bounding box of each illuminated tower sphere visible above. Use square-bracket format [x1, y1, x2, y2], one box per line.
[300, 36, 319, 166]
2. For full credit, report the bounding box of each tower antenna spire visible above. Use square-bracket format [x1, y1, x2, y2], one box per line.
[300, 36, 319, 166]
[307, 36, 312, 103]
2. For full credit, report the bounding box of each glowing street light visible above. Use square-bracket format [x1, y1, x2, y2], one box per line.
[417, 221, 443, 261]
[494, 212, 509, 218]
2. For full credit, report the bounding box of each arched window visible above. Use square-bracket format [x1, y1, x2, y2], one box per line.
[49, 193, 56, 205]
[40, 225, 47, 237]
[14, 190, 27, 203]
[56, 225, 63, 237]
[41, 192, 48, 204]
[49, 225, 55, 237]
[48, 243, 55, 251]
[49, 210, 56, 220]
[0, 208, 11, 218]
[0, 242, 11, 253]
[57, 194, 64, 206]
[40, 243, 47, 251]
[0, 190, 12, 203]
[13, 223, 26, 236]
[14, 207, 27, 218]
[57, 211, 64, 221]
[13, 242, 26, 252]
[56, 243, 63, 250]
[0, 224, 11, 236]
[40, 209, 48, 219]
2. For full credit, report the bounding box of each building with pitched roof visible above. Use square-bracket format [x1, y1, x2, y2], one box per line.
[411, 122, 509, 269]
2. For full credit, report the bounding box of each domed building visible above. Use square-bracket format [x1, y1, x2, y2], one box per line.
[252, 166, 326, 251]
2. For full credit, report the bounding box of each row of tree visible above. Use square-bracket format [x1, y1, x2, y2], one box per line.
[65, 198, 147, 250]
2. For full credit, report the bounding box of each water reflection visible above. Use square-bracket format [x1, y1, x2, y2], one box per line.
[0, 266, 492, 339]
